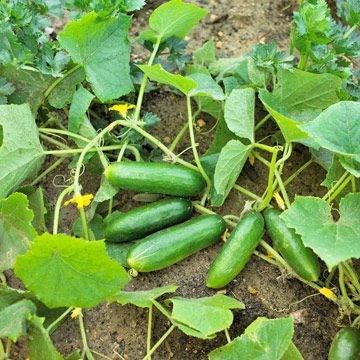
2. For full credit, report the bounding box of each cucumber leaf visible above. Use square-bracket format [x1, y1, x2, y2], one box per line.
[281, 342, 304, 360]
[188, 73, 225, 100]
[113, 285, 178, 308]
[259, 68, 341, 146]
[224, 88, 255, 143]
[0, 66, 54, 114]
[48, 66, 86, 109]
[58, 12, 133, 102]
[68, 86, 94, 133]
[140, 0, 208, 43]
[0, 299, 36, 341]
[214, 140, 252, 205]
[0, 76, 15, 104]
[15, 233, 130, 308]
[0, 193, 37, 272]
[27, 315, 63, 360]
[193, 39, 216, 67]
[138, 64, 196, 95]
[0, 104, 44, 198]
[300, 101, 360, 163]
[209, 317, 294, 360]
[168, 294, 244, 339]
[280, 193, 360, 269]
[28, 187, 48, 234]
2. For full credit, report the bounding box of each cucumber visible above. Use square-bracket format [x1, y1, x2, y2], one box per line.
[105, 162, 205, 197]
[105, 198, 193, 242]
[264, 208, 320, 282]
[329, 327, 360, 360]
[127, 214, 226, 272]
[207, 211, 264, 289]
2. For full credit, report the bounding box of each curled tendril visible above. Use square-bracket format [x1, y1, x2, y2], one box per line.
[70, 163, 85, 179]
[52, 175, 72, 188]
[48, 132, 69, 146]
[128, 269, 138, 277]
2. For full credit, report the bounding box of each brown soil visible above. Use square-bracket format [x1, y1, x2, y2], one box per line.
[11, 1, 341, 359]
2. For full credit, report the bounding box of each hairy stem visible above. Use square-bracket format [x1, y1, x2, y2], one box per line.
[30, 158, 65, 186]
[53, 186, 74, 234]
[143, 325, 175, 360]
[47, 307, 73, 334]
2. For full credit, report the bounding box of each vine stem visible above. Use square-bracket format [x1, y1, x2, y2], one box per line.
[343, 262, 360, 295]
[142, 325, 175, 360]
[193, 203, 237, 227]
[40, 128, 91, 143]
[44, 64, 82, 99]
[277, 159, 313, 191]
[79, 311, 95, 360]
[47, 307, 74, 334]
[53, 186, 74, 234]
[134, 37, 162, 122]
[169, 122, 189, 152]
[233, 184, 262, 201]
[328, 175, 352, 203]
[344, 24, 357, 39]
[147, 306, 153, 360]
[122, 120, 198, 171]
[254, 113, 271, 131]
[30, 158, 65, 186]
[322, 171, 349, 200]
[224, 328, 231, 343]
[186, 96, 212, 193]
[257, 149, 279, 212]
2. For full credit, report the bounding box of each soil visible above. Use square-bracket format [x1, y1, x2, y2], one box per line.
[10, 1, 341, 359]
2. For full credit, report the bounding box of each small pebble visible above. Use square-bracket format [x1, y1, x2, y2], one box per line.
[216, 41, 223, 49]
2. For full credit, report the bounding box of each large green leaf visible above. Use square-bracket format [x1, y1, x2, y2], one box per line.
[169, 294, 244, 339]
[209, 317, 294, 360]
[280, 193, 360, 269]
[0, 193, 37, 272]
[141, 0, 207, 42]
[214, 140, 252, 203]
[27, 315, 63, 360]
[48, 66, 86, 109]
[0, 299, 36, 341]
[193, 39, 216, 66]
[0, 104, 44, 198]
[58, 12, 133, 102]
[0, 66, 54, 114]
[224, 88, 255, 143]
[138, 64, 196, 95]
[113, 285, 178, 308]
[300, 101, 360, 161]
[281, 342, 304, 360]
[28, 187, 48, 234]
[15, 233, 130, 308]
[188, 73, 225, 100]
[259, 68, 341, 145]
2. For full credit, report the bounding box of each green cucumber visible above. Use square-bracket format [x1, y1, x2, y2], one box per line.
[207, 211, 264, 289]
[104, 198, 193, 242]
[127, 215, 226, 272]
[264, 208, 320, 282]
[105, 162, 205, 197]
[329, 327, 360, 360]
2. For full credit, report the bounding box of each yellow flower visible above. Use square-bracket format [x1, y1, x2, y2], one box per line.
[248, 287, 258, 295]
[71, 308, 82, 319]
[109, 103, 136, 118]
[64, 194, 94, 209]
[248, 153, 255, 166]
[273, 192, 285, 210]
[319, 287, 336, 300]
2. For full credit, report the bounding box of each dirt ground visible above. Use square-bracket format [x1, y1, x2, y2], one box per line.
[10, 0, 342, 359]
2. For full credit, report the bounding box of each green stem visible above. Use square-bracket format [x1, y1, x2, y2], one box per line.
[274, 171, 291, 208]
[40, 133, 68, 149]
[343, 262, 360, 294]
[192, 202, 237, 227]
[186, 96, 211, 192]
[169, 122, 189, 152]
[79, 206, 89, 240]
[124, 120, 198, 171]
[147, 305, 153, 359]
[328, 175, 352, 203]
[254, 113, 271, 131]
[134, 37, 162, 121]
[253, 143, 280, 153]
[5, 340, 10, 359]
[279, 159, 313, 190]
[323, 171, 349, 200]
[325, 267, 337, 288]
[79, 311, 95, 360]
[224, 328, 231, 343]
[117, 139, 129, 162]
[233, 184, 262, 201]
[53, 186, 74, 234]
[40, 128, 91, 143]
[30, 158, 65, 186]
[339, 264, 351, 303]
[44, 64, 82, 99]
[142, 325, 175, 360]
[47, 307, 73, 334]
[254, 250, 285, 268]
[344, 24, 357, 39]
[257, 149, 279, 212]
[0, 340, 5, 360]
[351, 175, 356, 192]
